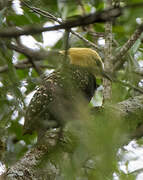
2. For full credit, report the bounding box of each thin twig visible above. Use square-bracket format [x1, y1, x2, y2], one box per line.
[21, 1, 61, 23]
[27, 57, 43, 75]
[113, 24, 143, 70]
[71, 31, 100, 50]
[117, 79, 143, 94]
[21, 3, 101, 51]
[128, 168, 143, 175]
[88, 31, 105, 37]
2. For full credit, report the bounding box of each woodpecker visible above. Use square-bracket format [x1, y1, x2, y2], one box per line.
[23, 48, 104, 140]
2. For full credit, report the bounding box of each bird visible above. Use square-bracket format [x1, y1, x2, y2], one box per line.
[23, 48, 105, 142]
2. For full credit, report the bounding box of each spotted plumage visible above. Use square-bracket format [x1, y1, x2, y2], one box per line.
[24, 48, 104, 140]
[24, 64, 97, 139]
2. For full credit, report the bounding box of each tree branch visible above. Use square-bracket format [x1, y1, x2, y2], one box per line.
[113, 24, 143, 71]
[103, 0, 113, 101]
[0, 7, 122, 38]
[3, 94, 143, 179]
[8, 44, 60, 61]
[118, 95, 143, 138]
[0, 61, 54, 73]
[21, 3, 102, 51]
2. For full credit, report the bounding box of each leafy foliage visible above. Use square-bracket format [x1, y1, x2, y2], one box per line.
[0, 0, 143, 179]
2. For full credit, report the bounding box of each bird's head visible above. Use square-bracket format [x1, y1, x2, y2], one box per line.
[60, 48, 105, 79]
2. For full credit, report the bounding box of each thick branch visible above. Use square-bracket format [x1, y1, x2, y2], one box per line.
[21, 4, 101, 50]
[8, 44, 45, 60]
[0, 7, 121, 38]
[118, 95, 143, 138]
[9, 44, 60, 60]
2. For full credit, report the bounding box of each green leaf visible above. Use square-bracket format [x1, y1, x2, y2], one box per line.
[130, 39, 141, 54]
[7, 14, 31, 26]
[8, 121, 23, 138]
[0, 8, 6, 25]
